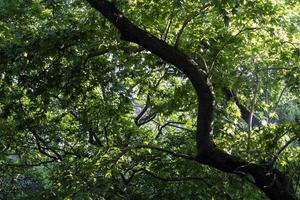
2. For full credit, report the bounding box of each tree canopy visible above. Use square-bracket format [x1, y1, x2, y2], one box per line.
[0, 0, 299, 199]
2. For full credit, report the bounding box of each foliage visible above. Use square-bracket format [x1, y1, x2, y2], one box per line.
[0, 0, 299, 199]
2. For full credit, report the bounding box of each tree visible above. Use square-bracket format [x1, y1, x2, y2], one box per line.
[0, 0, 299, 199]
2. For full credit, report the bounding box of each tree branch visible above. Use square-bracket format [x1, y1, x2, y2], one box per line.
[139, 168, 208, 182]
[247, 66, 260, 151]
[210, 27, 259, 73]
[174, 3, 211, 48]
[84, 1, 297, 199]
[155, 121, 192, 139]
[137, 168, 233, 200]
[86, 0, 214, 153]
[224, 88, 261, 127]
[109, 144, 196, 165]
[134, 144, 196, 161]
[271, 136, 298, 166]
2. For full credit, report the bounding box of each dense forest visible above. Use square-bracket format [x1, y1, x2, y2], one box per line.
[0, 0, 299, 199]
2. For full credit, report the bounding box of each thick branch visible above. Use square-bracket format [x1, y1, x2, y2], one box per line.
[86, 0, 214, 152]
[85, 1, 296, 199]
[196, 148, 296, 200]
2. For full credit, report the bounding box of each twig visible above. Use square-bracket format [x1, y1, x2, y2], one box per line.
[174, 3, 211, 48]
[139, 168, 209, 182]
[161, 10, 176, 41]
[134, 144, 196, 161]
[110, 144, 196, 165]
[137, 168, 233, 199]
[155, 121, 192, 139]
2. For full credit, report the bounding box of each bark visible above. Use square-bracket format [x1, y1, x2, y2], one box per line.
[85, 1, 297, 199]
[197, 148, 295, 200]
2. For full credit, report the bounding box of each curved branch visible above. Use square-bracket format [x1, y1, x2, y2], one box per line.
[29, 128, 63, 161]
[86, 0, 214, 153]
[196, 148, 296, 200]
[85, 1, 296, 199]
[155, 121, 192, 139]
